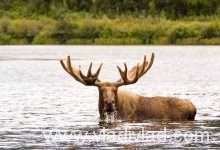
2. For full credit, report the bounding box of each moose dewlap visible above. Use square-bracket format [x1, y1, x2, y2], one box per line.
[60, 53, 196, 122]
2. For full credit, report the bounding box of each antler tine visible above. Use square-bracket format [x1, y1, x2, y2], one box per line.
[145, 53, 155, 73]
[117, 65, 122, 76]
[133, 63, 140, 82]
[116, 63, 138, 85]
[87, 62, 93, 76]
[140, 55, 147, 74]
[117, 65, 126, 81]
[60, 59, 68, 73]
[79, 69, 87, 79]
[67, 56, 86, 83]
[138, 53, 154, 76]
[67, 56, 74, 74]
[60, 56, 103, 86]
[123, 63, 128, 80]
[94, 63, 103, 77]
[59, 56, 86, 84]
[115, 53, 155, 87]
[124, 63, 128, 73]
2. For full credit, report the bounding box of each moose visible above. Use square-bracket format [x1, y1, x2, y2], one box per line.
[60, 53, 196, 121]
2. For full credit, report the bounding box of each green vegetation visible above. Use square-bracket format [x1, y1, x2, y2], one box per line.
[0, 0, 220, 45]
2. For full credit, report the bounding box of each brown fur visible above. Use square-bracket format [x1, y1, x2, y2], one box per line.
[116, 89, 196, 121]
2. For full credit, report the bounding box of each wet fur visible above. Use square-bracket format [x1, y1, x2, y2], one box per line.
[107, 89, 197, 121]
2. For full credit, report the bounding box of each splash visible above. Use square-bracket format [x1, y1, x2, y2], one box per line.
[104, 111, 118, 123]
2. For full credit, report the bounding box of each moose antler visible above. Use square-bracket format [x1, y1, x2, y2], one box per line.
[115, 53, 154, 86]
[60, 56, 103, 86]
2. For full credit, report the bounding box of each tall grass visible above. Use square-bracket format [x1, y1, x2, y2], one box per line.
[0, 15, 220, 44]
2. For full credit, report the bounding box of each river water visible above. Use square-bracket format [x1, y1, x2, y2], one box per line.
[0, 46, 219, 149]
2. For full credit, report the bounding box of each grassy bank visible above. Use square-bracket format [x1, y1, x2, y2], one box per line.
[0, 14, 220, 45]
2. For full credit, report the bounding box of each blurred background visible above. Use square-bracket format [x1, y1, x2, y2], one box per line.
[0, 0, 220, 45]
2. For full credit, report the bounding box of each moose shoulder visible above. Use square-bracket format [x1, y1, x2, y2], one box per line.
[60, 53, 196, 121]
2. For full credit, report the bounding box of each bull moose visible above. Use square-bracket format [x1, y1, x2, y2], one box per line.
[60, 53, 196, 122]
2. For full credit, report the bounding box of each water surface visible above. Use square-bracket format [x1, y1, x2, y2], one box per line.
[0, 46, 219, 149]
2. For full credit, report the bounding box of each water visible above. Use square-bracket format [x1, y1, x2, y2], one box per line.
[0, 46, 219, 149]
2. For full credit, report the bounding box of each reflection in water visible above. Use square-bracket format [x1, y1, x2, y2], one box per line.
[0, 46, 219, 149]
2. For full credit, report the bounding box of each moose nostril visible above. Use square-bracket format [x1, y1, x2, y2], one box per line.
[106, 103, 113, 112]
[106, 103, 111, 107]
